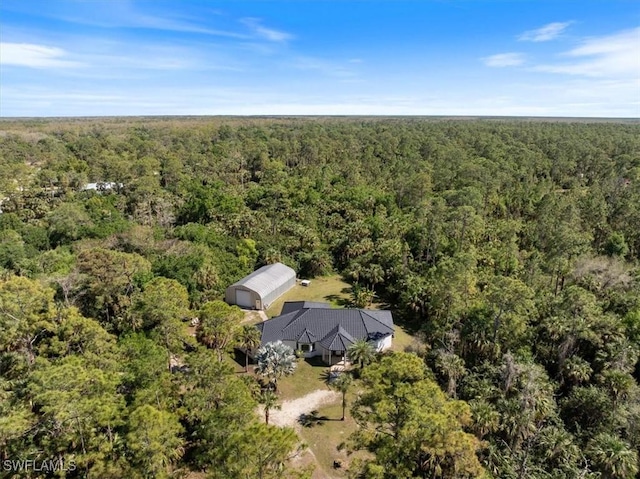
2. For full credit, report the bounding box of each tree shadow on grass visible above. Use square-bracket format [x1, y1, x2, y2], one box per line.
[232, 349, 253, 372]
[304, 356, 330, 368]
[324, 293, 353, 308]
[298, 410, 331, 428]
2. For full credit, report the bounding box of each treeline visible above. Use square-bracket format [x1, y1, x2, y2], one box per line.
[0, 117, 639, 478]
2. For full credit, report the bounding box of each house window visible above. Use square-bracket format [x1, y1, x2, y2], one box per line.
[298, 343, 314, 353]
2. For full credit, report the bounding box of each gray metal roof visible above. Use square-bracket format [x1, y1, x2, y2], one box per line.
[280, 301, 332, 315]
[319, 325, 356, 350]
[230, 262, 296, 298]
[297, 328, 317, 342]
[257, 306, 394, 350]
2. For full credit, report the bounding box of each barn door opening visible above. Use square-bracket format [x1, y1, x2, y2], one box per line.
[235, 290, 252, 308]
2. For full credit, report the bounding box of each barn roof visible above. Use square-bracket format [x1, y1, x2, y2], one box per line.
[229, 262, 296, 298]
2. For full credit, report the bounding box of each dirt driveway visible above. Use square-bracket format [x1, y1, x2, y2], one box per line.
[260, 389, 340, 427]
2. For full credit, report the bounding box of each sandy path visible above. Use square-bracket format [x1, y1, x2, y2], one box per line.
[261, 389, 340, 427]
[240, 309, 269, 324]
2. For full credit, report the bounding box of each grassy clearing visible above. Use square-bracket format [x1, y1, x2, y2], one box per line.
[228, 356, 328, 397]
[277, 357, 331, 401]
[240, 309, 264, 325]
[297, 398, 369, 478]
[266, 275, 353, 317]
[390, 324, 419, 352]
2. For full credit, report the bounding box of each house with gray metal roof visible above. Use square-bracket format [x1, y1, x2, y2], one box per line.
[256, 301, 394, 365]
[225, 262, 296, 310]
[280, 301, 332, 315]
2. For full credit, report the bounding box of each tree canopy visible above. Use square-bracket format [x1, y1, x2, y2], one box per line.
[0, 117, 638, 477]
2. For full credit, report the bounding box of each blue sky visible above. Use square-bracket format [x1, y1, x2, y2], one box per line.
[1, 0, 638, 117]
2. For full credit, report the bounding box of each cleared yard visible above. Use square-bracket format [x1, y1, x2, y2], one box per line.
[390, 324, 419, 352]
[297, 398, 370, 478]
[277, 358, 331, 400]
[247, 274, 417, 477]
[240, 309, 267, 325]
[262, 389, 339, 427]
[266, 275, 352, 317]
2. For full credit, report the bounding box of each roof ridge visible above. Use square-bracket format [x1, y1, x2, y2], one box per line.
[298, 327, 316, 341]
[336, 325, 356, 340]
[320, 324, 356, 350]
[359, 309, 394, 331]
[281, 308, 314, 332]
[320, 323, 341, 341]
[231, 262, 295, 286]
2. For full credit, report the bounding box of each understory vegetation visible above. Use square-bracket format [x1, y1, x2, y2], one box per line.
[0, 117, 639, 478]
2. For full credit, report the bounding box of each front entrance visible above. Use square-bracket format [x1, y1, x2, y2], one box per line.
[322, 349, 346, 365]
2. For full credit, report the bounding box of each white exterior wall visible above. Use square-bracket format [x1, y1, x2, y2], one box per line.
[276, 335, 392, 363]
[290, 342, 322, 358]
[282, 340, 298, 352]
[373, 334, 393, 352]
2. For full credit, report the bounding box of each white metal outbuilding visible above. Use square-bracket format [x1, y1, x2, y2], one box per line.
[225, 262, 296, 310]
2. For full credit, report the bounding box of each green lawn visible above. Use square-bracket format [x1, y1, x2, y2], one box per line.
[266, 275, 353, 317]
[390, 324, 419, 353]
[297, 395, 370, 478]
[276, 357, 331, 401]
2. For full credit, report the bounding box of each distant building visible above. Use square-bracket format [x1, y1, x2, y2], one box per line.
[225, 262, 296, 310]
[256, 301, 394, 365]
[81, 182, 122, 192]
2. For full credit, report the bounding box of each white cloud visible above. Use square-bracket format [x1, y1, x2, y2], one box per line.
[533, 27, 640, 78]
[482, 52, 525, 67]
[3, 80, 638, 118]
[0, 42, 82, 68]
[519, 22, 572, 42]
[293, 56, 356, 77]
[241, 18, 293, 42]
[134, 15, 247, 38]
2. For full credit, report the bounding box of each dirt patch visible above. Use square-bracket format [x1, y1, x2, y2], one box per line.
[241, 309, 267, 325]
[260, 389, 340, 428]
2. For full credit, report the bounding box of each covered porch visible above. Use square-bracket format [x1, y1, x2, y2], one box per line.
[318, 325, 355, 365]
[321, 347, 347, 365]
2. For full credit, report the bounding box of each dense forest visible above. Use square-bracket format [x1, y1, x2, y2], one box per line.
[0, 117, 639, 478]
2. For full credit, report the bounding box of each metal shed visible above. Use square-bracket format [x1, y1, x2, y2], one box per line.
[225, 262, 296, 310]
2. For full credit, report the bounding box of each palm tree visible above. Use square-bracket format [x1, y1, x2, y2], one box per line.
[363, 263, 385, 290]
[599, 369, 634, 409]
[254, 341, 297, 392]
[468, 399, 499, 439]
[263, 248, 282, 265]
[238, 325, 261, 373]
[260, 390, 281, 425]
[561, 355, 592, 386]
[536, 426, 580, 472]
[435, 350, 466, 398]
[196, 301, 242, 362]
[587, 433, 638, 479]
[324, 371, 353, 421]
[347, 339, 376, 371]
[351, 283, 374, 308]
